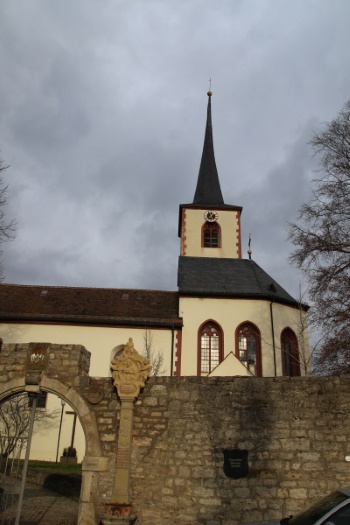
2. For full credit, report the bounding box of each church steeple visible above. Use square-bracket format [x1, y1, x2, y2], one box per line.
[178, 91, 242, 259]
[193, 91, 224, 205]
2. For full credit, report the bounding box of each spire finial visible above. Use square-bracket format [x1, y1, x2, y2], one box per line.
[207, 78, 212, 97]
[248, 233, 252, 260]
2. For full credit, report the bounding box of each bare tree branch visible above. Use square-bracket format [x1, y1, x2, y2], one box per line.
[289, 100, 350, 374]
[0, 393, 59, 457]
[0, 156, 16, 280]
[143, 329, 165, 376]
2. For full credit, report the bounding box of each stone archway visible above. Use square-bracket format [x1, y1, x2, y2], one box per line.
[0, 343, 109, 524]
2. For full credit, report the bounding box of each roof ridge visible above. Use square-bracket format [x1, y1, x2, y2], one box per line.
[0, 283, 178, 294]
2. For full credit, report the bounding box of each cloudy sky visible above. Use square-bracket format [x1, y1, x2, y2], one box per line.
[0, 0, 349, 300]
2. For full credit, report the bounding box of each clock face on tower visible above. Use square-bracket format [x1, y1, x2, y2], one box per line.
[204, 210, 219, 223]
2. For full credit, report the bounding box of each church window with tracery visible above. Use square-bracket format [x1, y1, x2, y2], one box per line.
[281, 328, 300, 376]
[236, 322, 262, 376]
[198, 321, 222, 375]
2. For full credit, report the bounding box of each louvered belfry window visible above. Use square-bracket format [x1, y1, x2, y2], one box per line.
[203, 223, 221, 248]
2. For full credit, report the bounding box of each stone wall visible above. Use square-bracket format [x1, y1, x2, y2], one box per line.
[1, 344, 350, 524]
[129, 376, 350, 525]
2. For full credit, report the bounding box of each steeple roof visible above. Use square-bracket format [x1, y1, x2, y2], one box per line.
[178, 256, 308, 309]
[193, 92, 224, 205]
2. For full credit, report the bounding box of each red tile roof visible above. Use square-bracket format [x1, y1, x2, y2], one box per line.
[0, 284, 182, 328]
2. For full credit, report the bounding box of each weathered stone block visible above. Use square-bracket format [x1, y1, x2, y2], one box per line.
[289, 488, 307, 500]
[143, 397, 158, 406]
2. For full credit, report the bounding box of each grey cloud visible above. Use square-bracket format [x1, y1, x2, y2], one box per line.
[1, 0, 349, 297]
[238, 120, 318, 297]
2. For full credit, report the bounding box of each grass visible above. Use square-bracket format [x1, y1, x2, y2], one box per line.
[27, 460, 82, 475]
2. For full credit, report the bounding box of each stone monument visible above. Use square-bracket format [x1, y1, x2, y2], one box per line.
[104, 338, 152, 524]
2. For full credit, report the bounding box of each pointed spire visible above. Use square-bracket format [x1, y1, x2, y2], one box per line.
[193, 91, 224, 205]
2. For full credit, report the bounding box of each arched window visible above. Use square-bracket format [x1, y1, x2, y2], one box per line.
[281, 328, 300, 376]
[236, 322, 262, 376]
[198, 321, 223, 375]
[202, 222, 221, 248]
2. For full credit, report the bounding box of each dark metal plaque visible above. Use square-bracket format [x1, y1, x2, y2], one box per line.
[223, 449, 248, 479]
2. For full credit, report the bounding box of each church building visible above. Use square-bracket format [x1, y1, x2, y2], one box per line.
[0, 92, 309, 460]
[0, 92, 308, 383]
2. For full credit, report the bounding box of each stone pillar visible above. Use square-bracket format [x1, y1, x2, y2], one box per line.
[103, 338, 151, 524]
[79, 456, 109, 525]
[112, 397, 134, 503]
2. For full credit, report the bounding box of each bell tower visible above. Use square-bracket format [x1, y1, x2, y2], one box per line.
[178, 91, 242, 259]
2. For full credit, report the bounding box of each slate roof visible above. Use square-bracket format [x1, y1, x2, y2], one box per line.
[178, 256, 306, 308]
[193, 93, 224, 205]
[0, 284, 182, 327]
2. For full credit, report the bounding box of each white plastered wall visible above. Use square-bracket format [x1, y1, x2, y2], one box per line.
[29, 393, 86, 462]
[1, 324, 173, 377]
[208, 352, 252, 376]
[178, 296, 309, 377]
[182, 208, 241, 258]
